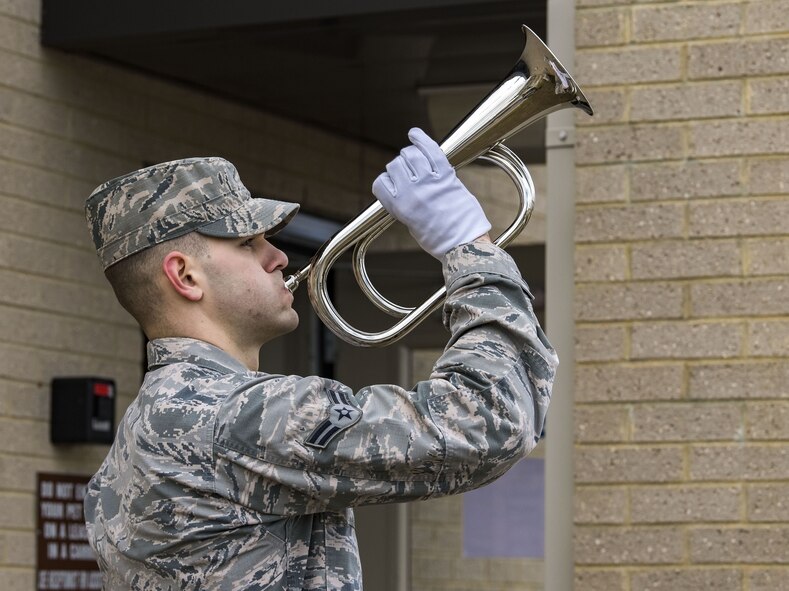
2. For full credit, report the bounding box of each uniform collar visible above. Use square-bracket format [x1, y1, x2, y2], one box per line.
[147, 337, 250, 375]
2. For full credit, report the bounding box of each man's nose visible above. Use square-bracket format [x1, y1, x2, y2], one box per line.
[264, 243, 288, 272]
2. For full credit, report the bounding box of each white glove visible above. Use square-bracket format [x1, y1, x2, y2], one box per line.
[372, 128, 491, 259]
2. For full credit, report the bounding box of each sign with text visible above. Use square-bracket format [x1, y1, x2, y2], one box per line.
[36, 473, 101, 591]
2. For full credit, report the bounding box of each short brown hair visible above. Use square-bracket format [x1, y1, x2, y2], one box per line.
[104, 232, 208, 330]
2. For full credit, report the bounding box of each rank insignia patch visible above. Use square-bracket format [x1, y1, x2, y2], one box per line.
[305, 389, 362, 449]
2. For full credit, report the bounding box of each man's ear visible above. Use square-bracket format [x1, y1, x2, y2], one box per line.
[162, 251, 204, 302]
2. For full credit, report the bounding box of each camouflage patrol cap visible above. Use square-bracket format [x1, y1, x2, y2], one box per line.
[86, 157, 299, 269]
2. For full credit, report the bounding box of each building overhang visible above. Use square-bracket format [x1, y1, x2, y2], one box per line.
[41, 0, 547, 158]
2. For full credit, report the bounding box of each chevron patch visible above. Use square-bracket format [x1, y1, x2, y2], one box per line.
[305, 389, 362, 449]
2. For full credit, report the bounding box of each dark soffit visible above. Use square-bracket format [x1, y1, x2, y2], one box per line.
[41, 0, 547, 155]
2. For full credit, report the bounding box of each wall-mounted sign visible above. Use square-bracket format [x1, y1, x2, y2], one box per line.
[36, 473, 101, 591]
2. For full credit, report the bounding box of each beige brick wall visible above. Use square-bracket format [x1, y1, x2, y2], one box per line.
[0, 0, 390, 587]
[575, 0, 789, 589]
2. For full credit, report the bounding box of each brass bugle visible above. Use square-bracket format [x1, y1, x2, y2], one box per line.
[285, 26, 593, 347]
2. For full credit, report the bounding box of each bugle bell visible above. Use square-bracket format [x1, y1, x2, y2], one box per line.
[285, 25, 593, 347]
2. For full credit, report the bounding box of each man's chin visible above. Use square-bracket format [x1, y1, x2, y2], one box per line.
[286, 312, 299, 333]
[279, 310, 300, 336]
[258, 311, 300, 346]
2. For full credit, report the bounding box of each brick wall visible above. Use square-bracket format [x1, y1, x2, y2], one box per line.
[0, 0, 391, 587]
[574, 0, 789, 589]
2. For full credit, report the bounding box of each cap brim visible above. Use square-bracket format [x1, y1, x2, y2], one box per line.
[196, 197, 299, 238]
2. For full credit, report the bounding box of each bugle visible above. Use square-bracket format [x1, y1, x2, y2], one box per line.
[285, 26, 593, 347]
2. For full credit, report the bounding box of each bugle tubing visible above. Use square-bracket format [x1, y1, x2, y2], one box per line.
[285, 26, 593, 347]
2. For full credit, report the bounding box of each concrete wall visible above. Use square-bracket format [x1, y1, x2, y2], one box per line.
[573, 0, 789, 588]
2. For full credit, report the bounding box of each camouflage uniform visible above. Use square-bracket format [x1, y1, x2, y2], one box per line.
[83, 156, 557, 590]
[84, 239, 555, 590]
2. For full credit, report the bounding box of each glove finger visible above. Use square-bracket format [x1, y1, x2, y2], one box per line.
[399, 145, 433, 180]
[372, 172, 397, 202]
[385, 155, 415, 191]
[408, 127, 449, 175]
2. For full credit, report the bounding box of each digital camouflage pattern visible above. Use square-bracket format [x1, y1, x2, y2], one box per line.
[84, 240, 557, 590]
[85, 157, 299, 270]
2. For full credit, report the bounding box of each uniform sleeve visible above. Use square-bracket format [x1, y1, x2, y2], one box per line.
[213, 240, 558, 515]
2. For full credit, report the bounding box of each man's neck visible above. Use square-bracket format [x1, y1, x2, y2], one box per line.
[147, 322, 261, 372]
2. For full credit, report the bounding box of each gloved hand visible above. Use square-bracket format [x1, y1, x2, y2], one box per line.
[372, 128, 491, 259]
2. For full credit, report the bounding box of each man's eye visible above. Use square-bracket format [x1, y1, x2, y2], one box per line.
[241, 238, 255, 248]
